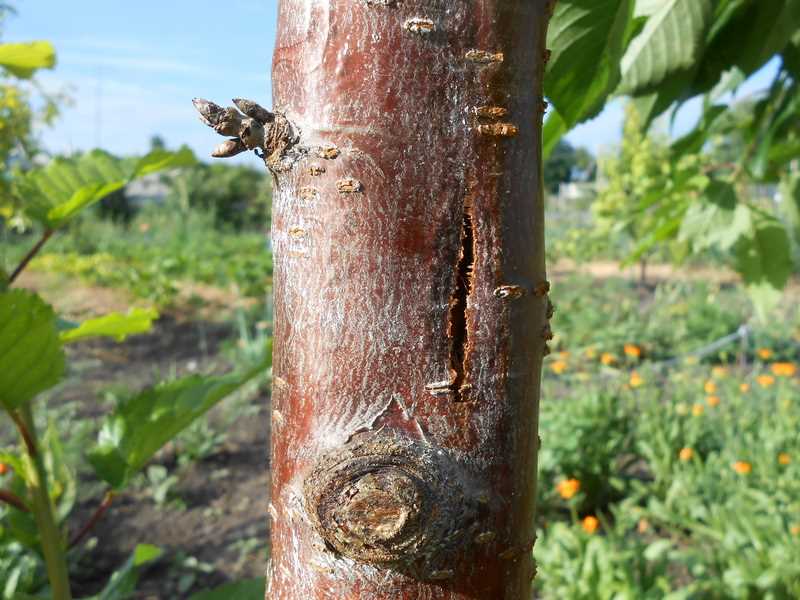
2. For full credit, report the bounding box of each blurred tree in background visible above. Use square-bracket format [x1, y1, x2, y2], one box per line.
[0, 4, 60, 229]
[167, 163, 271, 231]
[543, 139, 595, 194]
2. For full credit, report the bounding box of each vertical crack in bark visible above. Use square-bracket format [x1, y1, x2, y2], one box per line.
[448, 202, 475, 401]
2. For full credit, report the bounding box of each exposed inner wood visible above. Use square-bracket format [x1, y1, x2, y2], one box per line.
[448, 204, 475, 401]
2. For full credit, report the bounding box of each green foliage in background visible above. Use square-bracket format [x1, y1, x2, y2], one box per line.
[591, 103, 708, 267]
[543, 139, 595, 194]
[168, 163, 271, 230]
[18, 206, 274, 306]
[545, 0, 800, 319]
[535, 276, 800, 599]
[0, 38, 272, 599]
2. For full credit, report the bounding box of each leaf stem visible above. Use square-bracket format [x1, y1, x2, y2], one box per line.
[18, 403, 73, 600]
[8, 228, 54, 285]
[69, 490, 115, 548]
[0, 489, 30, 512]
[10, 409, 37, 457]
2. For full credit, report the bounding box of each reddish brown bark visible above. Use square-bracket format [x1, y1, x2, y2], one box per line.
[267, 1, 553, 598]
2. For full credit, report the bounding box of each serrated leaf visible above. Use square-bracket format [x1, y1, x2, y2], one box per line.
[734, 216, 793, 320]
[60, 308, 158, 344]
[0, 290, 65, 410]
[544, 0, 635, 128]
[18, 148, 197, 229]
[619, 0, 713, 95]
[88, 354, 268, 489]
[0, 41, 56, 78]
[188, 578, 266, 600]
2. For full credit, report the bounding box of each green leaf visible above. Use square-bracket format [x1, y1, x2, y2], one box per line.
[748, 80, 799, 181]
[88, 358, 268, 489]
[89, 544, 163, 600]
[782, 31, 800, 78]
[542, 109, 568, 159]
[60, 308, 158, 344]
[678, 181, 752, 251]
[132, 146, 196, 178]
[782, 172, 800, 242]
[671, 104, 727, 157]
[544, 0, 635, 128]
[618, 0, 714, 95]
[0, 41, 56, 78]
[0, 451, 31, 485]
[46, 181, 126, 226]
[643, 539, 673, 562]
[188, 578, 266, 600]
[693, 0, 800, 95]
[734, 216, 793, 320]
[18, 148, 197, 229]
[0, 290, 65, 410]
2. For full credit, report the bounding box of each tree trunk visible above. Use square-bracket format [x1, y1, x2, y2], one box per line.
[198, 1, 553, 598]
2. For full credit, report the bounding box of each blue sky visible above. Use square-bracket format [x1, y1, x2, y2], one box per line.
[4, 1, 781, 164]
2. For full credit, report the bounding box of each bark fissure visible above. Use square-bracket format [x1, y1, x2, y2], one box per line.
[448, 203, 475, 402]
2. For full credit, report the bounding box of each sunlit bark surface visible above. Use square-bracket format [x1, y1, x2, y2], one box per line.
[267, 2, 553, 598]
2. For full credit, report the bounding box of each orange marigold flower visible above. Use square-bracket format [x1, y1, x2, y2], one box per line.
[556, 478, 581, 500]
[757, 348, 773, 360]
[550, 360, 568, 375]
[704, 380, 717, 394]
[778, 453, 791, 466]
[0, 462, 8, 476]
[740, 383, 750, 393]
[771, 362, 797, 377]
[600, 352, 616, 366]
[757, 374, 775, 388]
[637, 519, 650, 533]
[582, 516, 600, 534]
[624, 344, 642, 359]
[732, 461, 752, 475]
[691, 403, 704, 417]
[706, 395, 721, 407]
[791, 524, 800, 536]
[679, 447, 694, 462]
